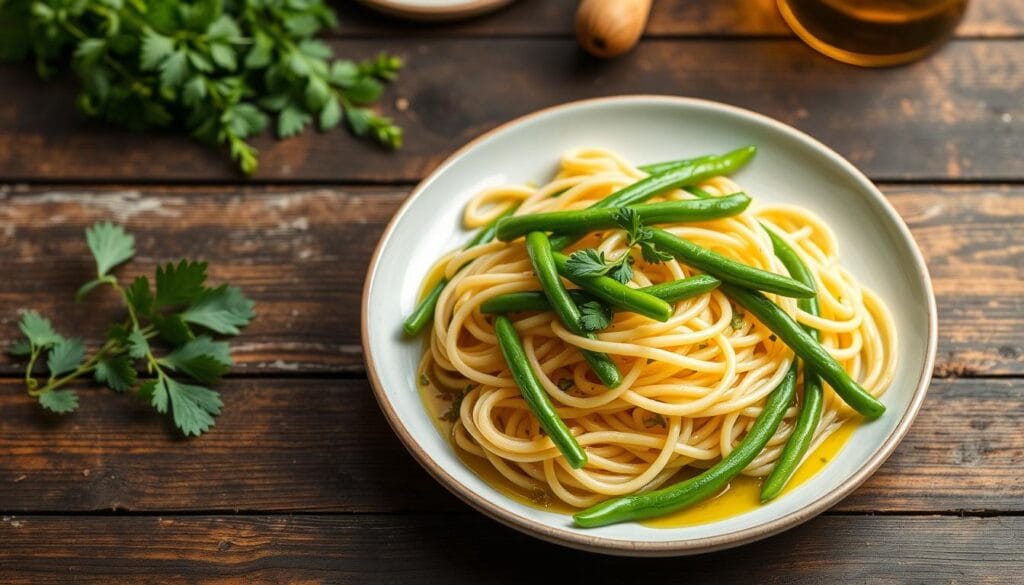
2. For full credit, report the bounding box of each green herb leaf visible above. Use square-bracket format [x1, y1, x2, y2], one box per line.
[441, 387, 467, 423]
[564, 249, 611, 278]
[140, 30, 174, 71]
[329, 61, 358, 86]
[613, 208, 670, 265]
[181, 285, 255, 335]
[153, 314, 194, 345]
[47, 338, 86, 376]
[343, 77, 383, 104]
[161, 336, 232, 384]
[19, 310, 62, 348]
[166, 336, 233, 367]
[126, 275, 153, 317]
[155, 260, 208, 307]
[9, 339, 32, 356]
[127, 328, 149, 359]
[162, 354, 229, 385]
[277, 105, 311, 138]
[95, 355, 137, 392]
[579, 301, 612, 332]
[138, 379, 159, 406]
[318, 97, 342, 131]
[38, 389, 79, 413]
[639, 240, 672, 264]
[207, 15, 242, 42]
[607, 259, 633, 285]
[564, 248, 632, 284]
[730, 309, 745, 331]
[159, 49, 190, 88]
[106, 324, 130, 346]
[159, 376, 223, 436]
[85, 221, 135, 277]
[557, 378, 574, 391]
[613, 207, 642, 240]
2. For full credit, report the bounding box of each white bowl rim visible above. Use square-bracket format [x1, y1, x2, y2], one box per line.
[361, 95, 937, 556]
[356, 0, 514, 20]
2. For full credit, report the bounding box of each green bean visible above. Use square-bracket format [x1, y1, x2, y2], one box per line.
[402, 206, 519, 336]
[480, 275, 720, 314]
[573, 364, 797, 527]
[494, 315, 587, 469]
[481, 290, 591, 314]
[636, 156, 701, 176]
[551, 252, 673, 322]
[495, 195, 751, 242]
[759, 228, 824, 501]
[684, 185, 714, 199]
[647, 228, 815, 298]
[548, 146, 758, 250]
[635, 146, 756, 179]
[642, 274, 721, 301]
[721, 283, 885, 419]
[525, 232, 622, 388]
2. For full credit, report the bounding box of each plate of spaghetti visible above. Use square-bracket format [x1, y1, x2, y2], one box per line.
[362, 96, 936, 555]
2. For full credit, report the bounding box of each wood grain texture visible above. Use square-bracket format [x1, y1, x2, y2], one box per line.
[333, 0, 1024, 38]
[0, 377, 1019, 513]
[0, 515, 1020, 583]
[0, 184, 1019, 375]
[1, 39, 1021, 182]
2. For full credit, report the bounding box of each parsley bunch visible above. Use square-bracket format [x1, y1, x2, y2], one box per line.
[9, 222, 254, 436]
[0, 0, 403, 174]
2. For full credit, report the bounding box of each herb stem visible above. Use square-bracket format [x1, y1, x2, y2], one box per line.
[28, 339, 117, 397]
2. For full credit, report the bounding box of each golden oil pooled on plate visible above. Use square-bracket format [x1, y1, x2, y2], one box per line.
[417, 364, 859, 526]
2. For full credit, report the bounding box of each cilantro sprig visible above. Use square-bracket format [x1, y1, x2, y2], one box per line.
[0, 0, 402, 174]
[563, 208, 672, 285]
[10, 222, 254, 436]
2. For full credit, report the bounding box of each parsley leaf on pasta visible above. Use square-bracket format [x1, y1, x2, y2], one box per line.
[579, 301, 613, 332]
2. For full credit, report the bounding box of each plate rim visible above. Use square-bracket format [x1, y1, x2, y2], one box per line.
[361, 95, 938, 556]
[356, 0, 515, 21]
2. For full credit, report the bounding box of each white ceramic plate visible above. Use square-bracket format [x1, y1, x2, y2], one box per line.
[362, 96, 936, 556]
[357, 0, 515, 21]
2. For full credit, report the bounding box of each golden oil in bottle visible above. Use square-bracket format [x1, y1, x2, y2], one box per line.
[777, 0, 968, 66]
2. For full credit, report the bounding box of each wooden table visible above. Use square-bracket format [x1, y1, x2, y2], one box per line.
[1, 0, 1021, 581]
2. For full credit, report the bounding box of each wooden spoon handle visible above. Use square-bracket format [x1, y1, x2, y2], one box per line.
[575, 0, 653, 58]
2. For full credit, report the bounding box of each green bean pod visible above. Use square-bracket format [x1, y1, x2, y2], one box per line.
[647, 228, 815, 299]
[760, 228, 824, 501]
[636, 156, 700, 176]
[642, 274, 721, 302]
[525, 232, 622, 388]
[573, 364, 798, 527]
[551, 252, 673, 322]
[634, 145, 757, 184]
[549, 146, 758, 250]
[721, 283, 885, 419]
[683, 185, 714, 199]
[480, 275, 720, 314]
[481, 290, 591, 314]
[402, 206, 519, 336]
[496, 195, 750, 242]
[494, 315, 588, 469]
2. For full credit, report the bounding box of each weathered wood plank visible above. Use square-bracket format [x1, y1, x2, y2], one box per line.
[0, 515, 1020, 582]
[0, 39, 1020, 182]
[0, 378, 1018, 513]
[332, 0, 1024, 38]
[0, 184, 1019, 375]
